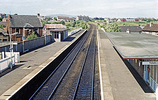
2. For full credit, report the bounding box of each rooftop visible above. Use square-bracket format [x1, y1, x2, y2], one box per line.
[50, 28, 68, 32]
[120, 26, 142, 32]
[105, 32, 158, 59]
[9, 15, 42, 28]
[142, 23, 158, 32]
[45, 24, 66, 29]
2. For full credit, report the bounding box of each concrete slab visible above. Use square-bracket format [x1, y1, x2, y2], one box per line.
[98, 30, 156, 100]
[105, 32, 158, 59]
[0, 30, 85, 99]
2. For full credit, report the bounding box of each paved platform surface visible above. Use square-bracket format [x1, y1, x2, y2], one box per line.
[0, 30, 84, 99]
[98, 30, 156, 100]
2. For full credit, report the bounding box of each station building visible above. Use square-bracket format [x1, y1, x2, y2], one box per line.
[44, 24, 68, 42]
[105, 32, 158, 92]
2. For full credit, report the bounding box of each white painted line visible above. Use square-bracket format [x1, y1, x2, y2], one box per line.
[97, 29, 104, 100]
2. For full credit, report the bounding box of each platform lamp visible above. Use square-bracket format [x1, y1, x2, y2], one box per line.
[9, 32, 19, 69]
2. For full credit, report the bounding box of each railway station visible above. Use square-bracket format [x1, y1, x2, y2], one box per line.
[105, 32, 158, 92]
[0, 25, 157, 100]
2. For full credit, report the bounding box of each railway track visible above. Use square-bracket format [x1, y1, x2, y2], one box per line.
[29, 24, 100, 100]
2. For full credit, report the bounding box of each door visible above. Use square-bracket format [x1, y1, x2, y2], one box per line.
[144, 65, 150, 83]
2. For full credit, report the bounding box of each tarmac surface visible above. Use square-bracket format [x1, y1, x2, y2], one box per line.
[0, 30, 84, 99]
[98, 30, 156, 100]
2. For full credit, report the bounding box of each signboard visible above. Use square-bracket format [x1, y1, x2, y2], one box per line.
[142, 61, 158, 65]
[22, 36, 25, 40]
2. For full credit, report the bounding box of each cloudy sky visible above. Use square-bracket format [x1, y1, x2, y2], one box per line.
[0, 0, 158, 18]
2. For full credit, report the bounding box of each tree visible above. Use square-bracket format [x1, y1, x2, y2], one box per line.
[0, 17, 2, 21]
[26, 31, 38, 40]
[54, 17, 57, 21]
[104, 23, 121, 32]
[60, 21, 65, 25]
[0, 24, 5, 29]
[72, 21, 76, 27]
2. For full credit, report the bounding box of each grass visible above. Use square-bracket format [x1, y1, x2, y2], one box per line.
[112, 21, 158, 26]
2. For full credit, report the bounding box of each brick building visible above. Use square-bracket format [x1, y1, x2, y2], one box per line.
[6, 14, 43, 42]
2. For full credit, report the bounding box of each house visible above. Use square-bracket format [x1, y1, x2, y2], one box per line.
[0, 18, 7, 26]
[117, 18, 122, 22]
[120, 26, 142, 33]
[76, 15, 90, 21]
[93, 17, 104, 20]
[44, 24, 68, 42]
[0, 29, 9, 42]
[57, 16, 74, 22]
[2, 18, 7, 22]
[6, 14, 43, 42]
[142, 23, 158, 35]
[121, 18, 126, 22]
[0, 13, 6, 19]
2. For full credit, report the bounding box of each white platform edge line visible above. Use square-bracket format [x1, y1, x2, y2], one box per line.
[97, 29, 104, 100]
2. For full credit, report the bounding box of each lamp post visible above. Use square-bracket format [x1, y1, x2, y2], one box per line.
[9, 32, 19, 69]
[44, 26, 47, 45]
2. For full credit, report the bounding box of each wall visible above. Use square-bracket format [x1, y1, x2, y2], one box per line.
[0, 35, 54, 54]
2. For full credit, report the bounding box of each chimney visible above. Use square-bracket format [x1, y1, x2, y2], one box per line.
[37, 13, 40, 17]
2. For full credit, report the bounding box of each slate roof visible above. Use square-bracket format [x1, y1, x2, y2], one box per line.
[120, 26, 142, 32]
[9, 15, 42, 28]
[142, 23, 158, 32]
[0, 22, 7, 26]
[0, 29, 8, 36]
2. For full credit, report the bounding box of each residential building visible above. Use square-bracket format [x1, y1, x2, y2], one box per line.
[142, 23, 158, 35]
[120, 26, 142, 33]
[6, 14, 43, 42]
[57, 16, 74, 22]
[0, 18, 7, 26]
[121, 18, 126, 22]
[76, 15, 90, 21]
[93, 17, 104, 20]
[117, 18, 122, 22]
[44, 24, 68, 42]
[0, 29, 9, 42]
[0, 13, 6, 19]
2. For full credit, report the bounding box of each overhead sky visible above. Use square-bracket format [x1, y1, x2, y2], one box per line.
[0, 0, 158, 18]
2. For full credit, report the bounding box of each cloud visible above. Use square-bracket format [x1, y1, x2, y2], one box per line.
[0, 0, 157, 18]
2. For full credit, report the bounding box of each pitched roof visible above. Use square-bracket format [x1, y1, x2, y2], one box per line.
[0, 22, 7, 26]
[57, 16, 74, 20]
[45, 24, 66, 29]
[0, 28, 5, 33]
[142, 23, 158, 32]
[0, 29, 8, 36]
[9, 15, 42, 28]
[120, 26, 142, 32]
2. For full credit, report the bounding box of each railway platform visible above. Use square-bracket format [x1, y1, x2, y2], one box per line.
[0, 30, 85, 100]
[98, 30, 156, 100]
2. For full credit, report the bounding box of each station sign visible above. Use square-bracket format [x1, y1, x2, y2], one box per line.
[142, 61, 158, 65]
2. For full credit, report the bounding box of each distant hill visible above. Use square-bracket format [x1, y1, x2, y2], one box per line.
[46, 14, 76, 18]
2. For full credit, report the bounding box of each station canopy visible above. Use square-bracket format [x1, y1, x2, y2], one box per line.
[105, 32, 158, 59]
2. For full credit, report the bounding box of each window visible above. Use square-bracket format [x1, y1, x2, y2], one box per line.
[54, 32, 59, 39]
[16, 28, 19, 33]
[3, 39, 7, 42]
